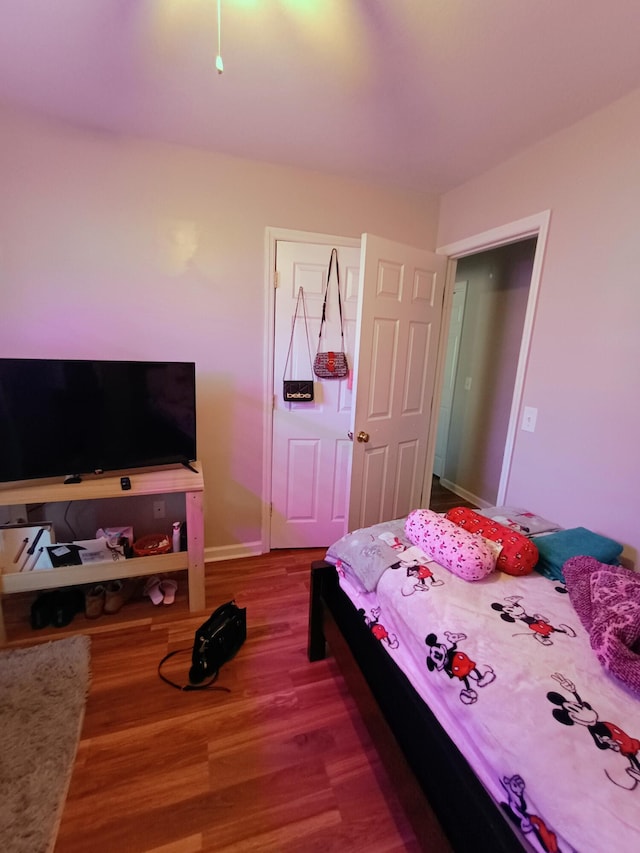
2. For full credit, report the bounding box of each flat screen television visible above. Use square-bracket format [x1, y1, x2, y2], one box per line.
[0, 359, 197, 484]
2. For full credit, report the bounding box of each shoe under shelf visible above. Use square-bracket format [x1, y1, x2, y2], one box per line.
[2, 569, 192, 647]
[0, 552, 203, 645]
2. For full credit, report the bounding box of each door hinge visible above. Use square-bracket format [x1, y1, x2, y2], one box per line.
[274, 270, 280, 288]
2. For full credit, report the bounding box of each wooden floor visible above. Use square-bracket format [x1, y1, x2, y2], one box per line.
[429, 476, 478, 513]
[2, 482, 471, 852]
[3, 548, 452, 853]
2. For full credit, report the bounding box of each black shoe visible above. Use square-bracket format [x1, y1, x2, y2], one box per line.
[30, 592, 56, 630]
[51, 588, 85, 628]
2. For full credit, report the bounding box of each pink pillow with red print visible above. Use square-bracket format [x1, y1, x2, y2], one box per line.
[405, 509, 497, 581]
[445, 506, 538, 576]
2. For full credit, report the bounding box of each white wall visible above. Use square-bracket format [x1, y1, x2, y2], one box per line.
[438, 88, 640, 565]
[0, 105, 439, 556]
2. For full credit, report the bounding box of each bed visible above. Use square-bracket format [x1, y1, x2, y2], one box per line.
[307, 512, 640, 853]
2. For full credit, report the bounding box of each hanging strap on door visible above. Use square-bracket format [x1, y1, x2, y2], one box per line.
[283, 286, 314, 381]
[316, 248, 345, 354]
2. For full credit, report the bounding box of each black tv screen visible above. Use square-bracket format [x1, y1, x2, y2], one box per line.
[0, 359, 196, 483]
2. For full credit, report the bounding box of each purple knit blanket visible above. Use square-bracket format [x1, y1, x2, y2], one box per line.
[564, 555, 640, 695]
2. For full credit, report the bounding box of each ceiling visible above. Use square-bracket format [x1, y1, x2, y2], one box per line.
[1, 0, 639, 194]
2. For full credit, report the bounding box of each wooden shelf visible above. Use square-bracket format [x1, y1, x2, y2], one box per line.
[0, 463, 203, 505]
[0, 463, 206, 644]
[1, 551, 186, 594]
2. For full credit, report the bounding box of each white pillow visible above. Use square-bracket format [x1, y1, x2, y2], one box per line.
[477, 506, 561, 536]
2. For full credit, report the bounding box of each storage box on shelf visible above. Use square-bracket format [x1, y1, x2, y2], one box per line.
[0, 463, 206, 643]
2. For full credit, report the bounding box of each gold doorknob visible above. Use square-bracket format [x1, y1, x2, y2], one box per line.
[356, 431, 370, 443]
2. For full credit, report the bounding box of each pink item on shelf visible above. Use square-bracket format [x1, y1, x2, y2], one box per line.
[160, 579, 178, 605]
[143, 575, 163, 605]
[405, 509, 497, 581]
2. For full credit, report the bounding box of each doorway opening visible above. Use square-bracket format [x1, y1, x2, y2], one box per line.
[431, 209, 551, 512]
[431, 238, 537, 508]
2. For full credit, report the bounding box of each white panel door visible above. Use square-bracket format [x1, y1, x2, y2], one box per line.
[433, 281, 467, 477]
[348, 234, 447, 531]
[271, 241, 361, 547]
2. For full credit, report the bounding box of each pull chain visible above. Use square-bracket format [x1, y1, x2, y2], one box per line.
[216, 0, 224, 74]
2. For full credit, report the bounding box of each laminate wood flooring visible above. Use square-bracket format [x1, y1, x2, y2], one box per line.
[429, 476, 478, 513]
[4, 550, 451, 852]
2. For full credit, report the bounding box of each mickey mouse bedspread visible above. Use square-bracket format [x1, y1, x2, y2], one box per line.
[334, 539, 640, 853]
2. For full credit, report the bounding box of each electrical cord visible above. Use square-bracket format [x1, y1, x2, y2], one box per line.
[63, 501, 77, 540]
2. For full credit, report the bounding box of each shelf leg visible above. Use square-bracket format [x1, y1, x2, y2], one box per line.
[0, 599, 6, 646]
[186, 490, 206, 612]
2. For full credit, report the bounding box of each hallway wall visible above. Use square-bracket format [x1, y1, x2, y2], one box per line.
[443, 240, 535, 505]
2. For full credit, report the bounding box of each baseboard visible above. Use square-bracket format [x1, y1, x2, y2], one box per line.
[439, 478, 491, 509]
[204, 541, 264, 563]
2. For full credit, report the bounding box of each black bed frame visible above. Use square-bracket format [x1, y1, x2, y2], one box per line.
[308, 560, 528, 852]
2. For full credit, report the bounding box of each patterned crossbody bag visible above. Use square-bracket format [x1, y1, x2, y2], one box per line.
[313, 248, 349, 379]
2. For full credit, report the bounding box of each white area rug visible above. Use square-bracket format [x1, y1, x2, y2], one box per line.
[0, 635, 91, 853]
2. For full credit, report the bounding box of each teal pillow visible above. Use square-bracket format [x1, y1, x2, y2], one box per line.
[533, 527, 623, 582]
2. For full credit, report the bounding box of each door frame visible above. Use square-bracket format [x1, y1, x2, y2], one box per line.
[262, 227, 361, 551]
[263, 212, 551, 550]
[428, 210, 551, 505]
[433, 279, 468, 478]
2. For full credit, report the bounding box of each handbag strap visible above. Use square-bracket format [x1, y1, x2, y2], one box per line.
[283, 286, 314, 380]
[157, 648, 231, 692]
[317, 248, 345, 354]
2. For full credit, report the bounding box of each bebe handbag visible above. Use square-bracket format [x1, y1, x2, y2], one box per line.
[314, 248, 349, 379]
[158, 600, 247, 691]
[283, 380, 314, 402]
[283, 286, 315, 403]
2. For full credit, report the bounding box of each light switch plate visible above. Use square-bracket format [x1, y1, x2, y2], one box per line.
[522, 406, 538, 432]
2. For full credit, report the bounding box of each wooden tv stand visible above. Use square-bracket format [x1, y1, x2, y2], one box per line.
[0, 463, 206, 644]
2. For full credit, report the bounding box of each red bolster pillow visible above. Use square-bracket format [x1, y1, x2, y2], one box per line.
[445, 506, 539, 576]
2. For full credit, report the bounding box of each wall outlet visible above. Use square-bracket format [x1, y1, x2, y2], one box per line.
[152, 500, 166, 519]
[522, 406, 538, 433]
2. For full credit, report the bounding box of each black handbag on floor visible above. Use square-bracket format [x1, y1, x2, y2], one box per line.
[158, 600, 247, 691]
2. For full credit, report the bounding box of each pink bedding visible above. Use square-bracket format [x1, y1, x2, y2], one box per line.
[333, 523, 640, 853]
